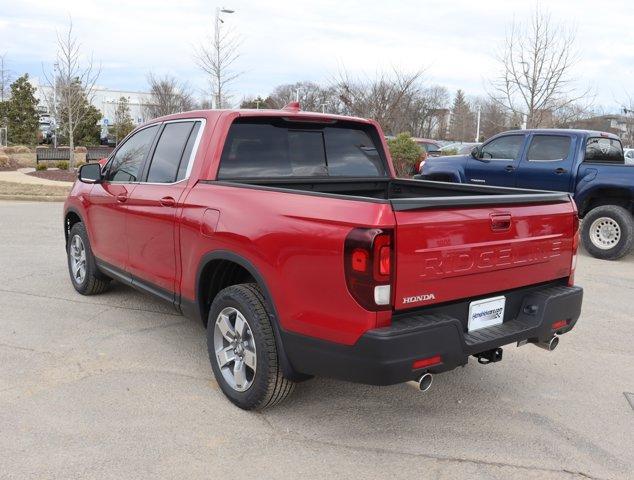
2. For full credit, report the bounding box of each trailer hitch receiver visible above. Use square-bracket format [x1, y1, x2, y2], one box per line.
[475, 347, 503, 365]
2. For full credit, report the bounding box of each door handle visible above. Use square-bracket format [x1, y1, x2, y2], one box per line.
[160, 196, 176, 207]
[505, 165, 515, 172]
[490, 213, 512, 231]
[555, 168, 568, 174]
[116, 193, 128, 203]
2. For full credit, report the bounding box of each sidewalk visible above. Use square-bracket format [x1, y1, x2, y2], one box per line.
[0, 168, 74, 187]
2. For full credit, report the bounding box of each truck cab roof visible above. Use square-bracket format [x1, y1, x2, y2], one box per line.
[144, 105, 373, 127]
[498, 128, 621, 140]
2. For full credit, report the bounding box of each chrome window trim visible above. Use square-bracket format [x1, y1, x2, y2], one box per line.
[106, 118, 206, 186]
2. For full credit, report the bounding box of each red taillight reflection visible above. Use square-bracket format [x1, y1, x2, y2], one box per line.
[552, 320, 569, 330]
[412, 355, 441, 370]
[372, 234, 391, 282]
[379, 245, 390, 276]
[351, 249, 368, 272]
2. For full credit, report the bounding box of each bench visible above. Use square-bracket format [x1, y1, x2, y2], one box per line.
[86, 146, 114, 163]
[35, 148, 71, 164]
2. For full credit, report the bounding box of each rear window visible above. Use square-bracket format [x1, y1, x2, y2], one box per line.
[217, 119, 387, 178]
[584, 137, 624, 164]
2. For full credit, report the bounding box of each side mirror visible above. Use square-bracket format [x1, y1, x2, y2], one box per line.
[470, 146, 480, 159]
[78, 163, 103, 184]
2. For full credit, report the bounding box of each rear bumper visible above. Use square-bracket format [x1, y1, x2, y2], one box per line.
[282, 284, 583, 385]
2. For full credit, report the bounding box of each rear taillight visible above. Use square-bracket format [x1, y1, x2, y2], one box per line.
[344, 228, 393, 311]
[569, 202, 580, 286]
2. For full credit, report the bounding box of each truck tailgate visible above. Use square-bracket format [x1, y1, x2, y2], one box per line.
[393, 202, 575, 311]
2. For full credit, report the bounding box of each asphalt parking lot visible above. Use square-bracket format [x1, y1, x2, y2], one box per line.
[0, 201, 632, 480]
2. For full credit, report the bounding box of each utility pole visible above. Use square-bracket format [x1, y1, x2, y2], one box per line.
[475, 104, 481, 142]
[321, 103, 327, 113]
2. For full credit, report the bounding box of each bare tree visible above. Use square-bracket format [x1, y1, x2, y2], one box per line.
[43, 20, 100, 166]
[489, 7, 589, 128]
[333, 69, 425, 135]
[143, 74, 195, 119]
[471, 96, 512, 140]
[267, 81, 342, 113]
[0, 53, 12, 104]
[196, 9, 242, 108]
[412, 85, 449, 138]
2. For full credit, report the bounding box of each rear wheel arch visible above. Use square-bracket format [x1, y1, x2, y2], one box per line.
[578, 188, 633, 218]
[193, 251, 307, 381]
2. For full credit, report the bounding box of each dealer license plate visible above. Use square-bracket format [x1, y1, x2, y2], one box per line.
[468, 296, 506, 332]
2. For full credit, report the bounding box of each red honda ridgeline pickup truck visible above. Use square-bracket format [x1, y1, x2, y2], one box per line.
[64, 104, 583, 409]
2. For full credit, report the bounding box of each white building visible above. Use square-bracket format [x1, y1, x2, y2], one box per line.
[33, 81, 154, 141]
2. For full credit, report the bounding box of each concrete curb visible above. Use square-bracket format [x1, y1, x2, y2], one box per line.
[0, 194, 66, 202]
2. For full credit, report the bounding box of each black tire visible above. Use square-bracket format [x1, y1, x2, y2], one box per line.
[66, 222, 110, 295]
[207, 283, 295, 410]
[581, 205, 634, 260]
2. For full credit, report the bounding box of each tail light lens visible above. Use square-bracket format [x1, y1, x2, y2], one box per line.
[569, 202, 580, 286]
[344, 228, 393, 311]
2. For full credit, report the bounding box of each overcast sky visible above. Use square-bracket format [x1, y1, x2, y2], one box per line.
[2, 0, 632, 110]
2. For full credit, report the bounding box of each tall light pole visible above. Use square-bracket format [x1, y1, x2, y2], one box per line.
[214, 7, 235, 109]
[474, 104, 481, 142]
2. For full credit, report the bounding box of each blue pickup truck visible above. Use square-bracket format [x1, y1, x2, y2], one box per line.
[419, 129, 634, 260]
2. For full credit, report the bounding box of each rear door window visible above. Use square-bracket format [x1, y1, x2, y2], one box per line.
[480, 135, 524, 161]
[584, 137, 624, 163]
[146, 121, 198, 183]
[217, 119, 387, 178]
[527, 135, 571, 162]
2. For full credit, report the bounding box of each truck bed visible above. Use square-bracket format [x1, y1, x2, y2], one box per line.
[209, 176, 575, 312]
[214, 177, 571, 210]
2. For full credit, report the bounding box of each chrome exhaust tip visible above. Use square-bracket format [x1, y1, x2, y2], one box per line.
[418, 373, 433, 392]
[534, 335, 559, 351]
